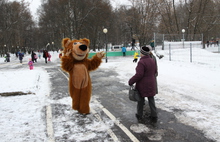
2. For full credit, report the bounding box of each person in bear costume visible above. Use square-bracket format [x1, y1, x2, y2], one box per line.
[61, 38, 105, 114]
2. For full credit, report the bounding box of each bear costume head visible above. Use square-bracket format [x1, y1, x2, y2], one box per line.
[62, 38, 90, 61]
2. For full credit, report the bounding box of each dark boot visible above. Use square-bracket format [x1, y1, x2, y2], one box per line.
[149, 116, 158, 123]
[135, 114, 142, 120]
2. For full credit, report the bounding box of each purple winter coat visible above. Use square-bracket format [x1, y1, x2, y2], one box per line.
[128, 55, 157, 97]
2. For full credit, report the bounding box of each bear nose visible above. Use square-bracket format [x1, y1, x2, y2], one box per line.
[79, 45, 87, 51]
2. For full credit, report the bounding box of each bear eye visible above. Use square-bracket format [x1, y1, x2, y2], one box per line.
[73, 42, 82, 45]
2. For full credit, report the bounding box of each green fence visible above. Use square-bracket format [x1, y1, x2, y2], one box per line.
[88, 51, 138, 58]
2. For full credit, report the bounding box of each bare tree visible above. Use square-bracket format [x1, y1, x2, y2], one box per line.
[0, 0, 34, 54]
[152, 0, 220, 49]
[178, 0, 220, 47]
[38, 0, 112, 51]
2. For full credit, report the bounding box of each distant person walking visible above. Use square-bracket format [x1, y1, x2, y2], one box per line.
[6, 52, 10, 62]
[18, 51, 24, 63]
[38, 51, 42, 59]
[207, 40, 209, 48]
[131, 38, 135, 51]
[31, 51, 37, 63]
[150, 40, 155, 50]
[43, 50, 49, 63]
[122, 46, 126, 56]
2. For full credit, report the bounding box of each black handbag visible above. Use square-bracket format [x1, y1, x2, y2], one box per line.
[129, 85, 142, 102]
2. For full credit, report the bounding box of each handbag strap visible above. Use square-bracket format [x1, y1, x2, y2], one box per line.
[130, 85, 135, 90]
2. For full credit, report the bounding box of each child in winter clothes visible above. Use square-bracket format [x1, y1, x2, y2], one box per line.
[48, 52, 51, 61]
[18, 52, 24, 63]
[4, 55, 7, 62]
[28, 58, 34, 70]
[133, 51, 139, 63]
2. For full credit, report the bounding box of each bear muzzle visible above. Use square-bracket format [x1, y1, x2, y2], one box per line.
[79, 45, 87, 51]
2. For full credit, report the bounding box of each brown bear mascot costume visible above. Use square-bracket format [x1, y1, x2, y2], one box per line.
[60, 38, 105, 114]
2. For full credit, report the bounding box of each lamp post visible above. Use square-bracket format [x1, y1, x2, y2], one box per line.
[52, 42, 54, 51]
[103, 28, 108, 63]
[4, 44, 6, 54]
[182, 29, 185, 48]
[46, 43, 50, 50]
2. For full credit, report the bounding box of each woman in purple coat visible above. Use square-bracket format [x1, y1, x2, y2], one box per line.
[128, 46, 158, 123]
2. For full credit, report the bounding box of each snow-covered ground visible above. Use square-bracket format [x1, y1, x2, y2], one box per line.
[0, 43, 220, 142]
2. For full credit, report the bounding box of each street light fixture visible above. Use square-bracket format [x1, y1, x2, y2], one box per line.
[182, 29, 185, 48]
[103, 28, 108, 63]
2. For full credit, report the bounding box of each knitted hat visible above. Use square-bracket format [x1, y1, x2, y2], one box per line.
[140, 46, 151, 55]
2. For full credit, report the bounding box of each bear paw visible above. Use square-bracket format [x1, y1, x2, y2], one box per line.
[97, 51, 105, 58]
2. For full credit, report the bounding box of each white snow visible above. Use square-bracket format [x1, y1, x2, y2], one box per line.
[0, 42, 220, 142]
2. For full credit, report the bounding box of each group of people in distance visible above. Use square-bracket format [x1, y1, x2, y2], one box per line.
[28, 50, 51, 70]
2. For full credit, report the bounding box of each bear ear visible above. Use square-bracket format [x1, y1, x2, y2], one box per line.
[81, 38, 90, 46]
[62, 38, 71, 48]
